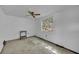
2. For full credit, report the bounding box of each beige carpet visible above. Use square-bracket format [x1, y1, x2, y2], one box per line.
[1, 37, 74, 54]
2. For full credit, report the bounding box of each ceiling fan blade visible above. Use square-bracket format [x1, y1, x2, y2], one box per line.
[32, 15, 35, 18]
[34, 14, 40, 15]
[28, 11, 31, 14]
[27, 11, 40, 18]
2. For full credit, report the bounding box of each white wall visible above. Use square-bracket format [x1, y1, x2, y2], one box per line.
[35, 7, 79, 53]
[0, 8, 35, 52]
[0, 12, 35, 41]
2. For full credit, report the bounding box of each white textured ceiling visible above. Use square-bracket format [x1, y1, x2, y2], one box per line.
[1, 5, 78, 18]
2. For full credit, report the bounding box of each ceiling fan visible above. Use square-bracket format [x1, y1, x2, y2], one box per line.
[27, 11, 40, 18]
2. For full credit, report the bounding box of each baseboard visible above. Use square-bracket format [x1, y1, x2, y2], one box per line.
[33, 35, 79, 54]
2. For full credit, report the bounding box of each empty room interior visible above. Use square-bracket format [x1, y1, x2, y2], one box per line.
[0, 5, 79, 54]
